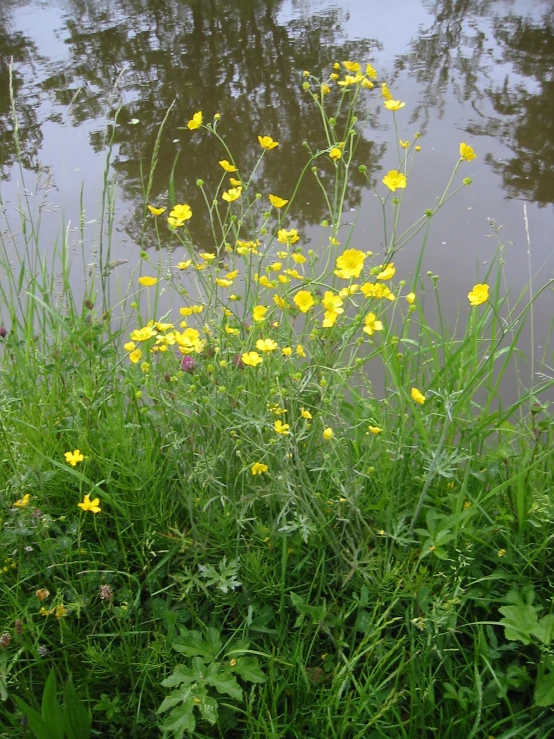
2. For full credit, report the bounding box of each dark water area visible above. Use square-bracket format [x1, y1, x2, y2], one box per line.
[0, 0, 553, 393]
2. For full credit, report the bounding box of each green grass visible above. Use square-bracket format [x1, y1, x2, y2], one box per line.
[1, 61, 554, 738]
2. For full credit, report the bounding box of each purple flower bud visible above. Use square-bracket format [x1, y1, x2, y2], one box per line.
[0, 327, 7, 339]
[180, 355, 195, 373]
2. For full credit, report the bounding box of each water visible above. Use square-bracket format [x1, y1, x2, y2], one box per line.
[1, 0, 553, 385]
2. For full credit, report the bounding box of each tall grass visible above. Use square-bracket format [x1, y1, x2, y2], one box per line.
[0, 61, 554, 739]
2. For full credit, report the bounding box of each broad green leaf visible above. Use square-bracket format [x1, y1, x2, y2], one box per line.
[172, 628, 221, 662]
[499, 604, 539, 644]
[198, 694, 218, 724]
[532, 614, 554, 645]
[161, 700, 196, 738]
[233, 657, 267, 684]
[13, 696, 50, 739]
[162, 664, 196, 689]
[42, 670, 64, 739]
[204, 663, 242, 700]
[158, 686, 195, 714]
[63, 674, 91, 739]
[535, 672, 554, 707]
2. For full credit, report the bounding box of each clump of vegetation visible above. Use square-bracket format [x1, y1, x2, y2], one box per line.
[1, 60, 553, 738]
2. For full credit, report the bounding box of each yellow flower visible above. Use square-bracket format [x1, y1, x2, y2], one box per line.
[251, 462, 268, 475]
[301, 408, 312, 419]
[253, 305, 267, 322]
[258, 135, 279, 150]
[468, 283, 489, 306]
[460, 142, 476, 162]
[296, 344, 306, 358]
[187, 111, 203, 130]
[411, 387, 426, 405]
[129, 349, 143, 364]
[269, 194, 288, 208]
[497, 549, 506, 558]
[230, 177, 242, 186]
[242, 351, 263, 367]
[222, 187, 242, 203]
[65, 449, 84, 467]
[335, 249, 366, 279]
[13, 493, 30, 508]
[130, 326, 156, 341]
[381, 82, 393, 100]
[383, 170, 407, 192]
[361, 78, 374, 89]
[384, 100, 405, 111]
[277, 228, 300, 246]
[322, 291, 344, 315]
[321, 84, 331, 95]
[226, 270, 239, 279]
[282, 346, 292, 357]
[176, 260, 192, 270]
[35, 588, 50, 601]
[216, 278, 232, 287]
[338, 74, 363, 86]
[219, 159, 236, 172]
[406, 292, 416, 304]
[138, 276, 158, 287]
[291, 253, 306, 264]
[365, 63, 378, 79]
[284, 268, 303, 280]
[329, 147, 342, 161]
[322, 311, 338, 328]
[78, 493, 101, 513]
[180, 305, 203, 316]
[147, 205, 166, 216]
[342, 61, 361, 72]
[376, 263, 396, 280]
[368, 426, 382, 434]
[256, 338, 278, 352]
[293, 290, 315, 313]
[360, 283, 396, 301]
[323, 427, 334, 440]
[225, 326, 239, 335]
[168, 203, 192, 228]
[258, 275, 273, 288]
[124, 341, 136, 352]
[55, 604, 68, 619]
[399, 139, 410, 149]
[274, 420, 290, 435]
[363, 313, 383, 336]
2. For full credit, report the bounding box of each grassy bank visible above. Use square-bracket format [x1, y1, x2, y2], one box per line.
[1, 62, 554, 738]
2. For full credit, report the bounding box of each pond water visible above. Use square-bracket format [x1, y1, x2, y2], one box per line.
[1, 0, 553, 386]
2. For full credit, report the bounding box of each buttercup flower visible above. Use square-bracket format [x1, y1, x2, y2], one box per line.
[65, 450, 84, 467]
[274, 295, 287, 309]
[406, 292, 416, 304]
[129, 349, 143, 364]
[168, 203, 192, 228]
[256, 338, 278, 352]
[219, 159, 236, 172]
[78, 494, 101, 513]
[222, 187, 242, 203]
[342, 61, 361, 72]
[274, 420, 290, 435]
[383, 170, 407, 192]
[329, 147, 342, 161]
[269, 194, 288, 208]
[468, 283, 489, 306]
[242, 351, 263, 367]
[293, 290, 315, 313]
[399, 139, 410, 149]
[323, 427, 334, 440]
[296, 344, 306, 357]
[301, 408, 313, 419]
[368, 426, 382, 434]
[411, 387, 426, 405]
[282, 346, 292, 356]
[460, 143, 476, 162]
[147, 205, 166, 216]
[376, 263, 396, 280]
[277, 229, 300, 246]
[138, 276, 158, 287]
[230, 177, 242, 186]
[381, 82, 393, 100]
[187, 111, 203, 130]
[363, 313, 383, 336]
[258, 135, 279, 150]
[13, 494, 31, 508]
[177, 260, 192, 270]
[384, 100, 405, 111]
[335, 249, 366, 279]
[253, 305, 267, 322]
[251, 462, 268, 475]
[130, 326, 156, 341]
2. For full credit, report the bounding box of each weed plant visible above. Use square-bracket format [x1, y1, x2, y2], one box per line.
[1, 61, 554, 738]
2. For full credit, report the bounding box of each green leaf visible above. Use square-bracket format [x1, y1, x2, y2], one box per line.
[161, 700, 196, 738]
[535, 672, 554, 707]
[63, 674, 91, 739]
[499, 604, 539, 644]
[233, 657, 267, 684]
[42, 670, 64, 739]
[158, 685, 195, 715]
[532, 614, 554, 645]
[172, 628, 221, 662]
[198, 694, 218, 724]
[13, 696, 50, 739]
[161, 664, 197, 689]
[204, 663, 242, 700]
